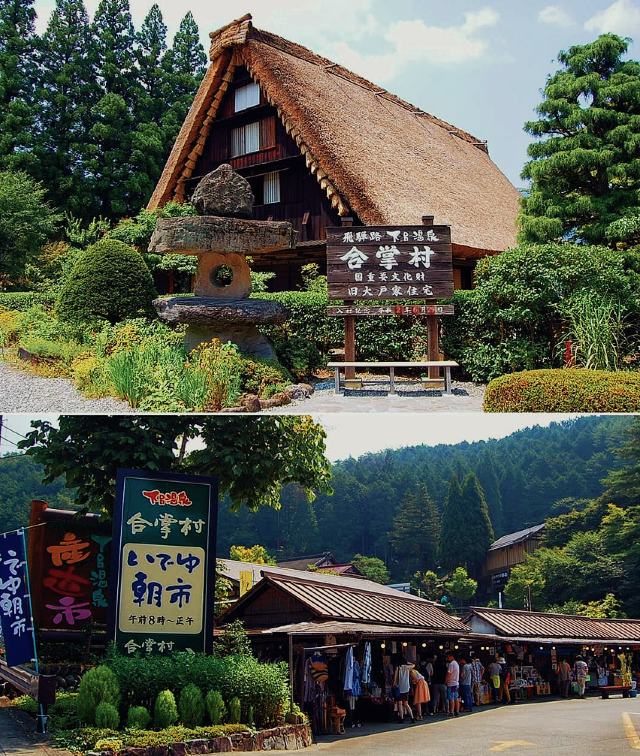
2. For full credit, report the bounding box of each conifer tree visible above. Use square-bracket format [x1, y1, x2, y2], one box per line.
[34, 0, 99, 217]
[475, 451, 504, 536]
[391, 482, 440, 577]
[0, 0, 37, 170]
[519, 34, 640, 246]
[134, 4, 167, 127]
[92, 0, 137, 103]
[161, 11, 206, 149]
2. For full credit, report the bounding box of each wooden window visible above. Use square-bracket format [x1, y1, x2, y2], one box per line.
[234, 82, 260, 112]
[260, 116, 276, 150]
[231, 121, 259, 156]
[264, 171, 280, 204]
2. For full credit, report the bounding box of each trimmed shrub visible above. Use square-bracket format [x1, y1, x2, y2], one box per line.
[483, 368, 640, 412]
[205, 690, 226, 725]
[154, 690, 178, 729]
[56, 238, 157, 325]
[76, 666, 121, 725]
[228, 697, 241, 725]
[236, 355, 293, 396]
[178, 683, 205, 726]
[0, 292, 56, 311]
[95, 701, 120, 729]
[126, 705, 151, 729]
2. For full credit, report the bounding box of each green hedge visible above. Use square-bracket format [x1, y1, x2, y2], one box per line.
[483, 368, 640, 412]
[256, 292, 432, 360]
[0, 291, 56, 311]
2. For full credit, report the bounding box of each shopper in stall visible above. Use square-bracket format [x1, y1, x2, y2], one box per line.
[392, 654, 415, 724]
[431, 654, 449, 715]
[557, 659, 571, 698]
[445, 651, 460, 716]
[497, 657, 511, 704]
[470, 655, 485, 707]
[488, 657, 502, 703]
[409, 665, 430, 720]
[574, 655, 589, 699]
[458, 655, 473, 713]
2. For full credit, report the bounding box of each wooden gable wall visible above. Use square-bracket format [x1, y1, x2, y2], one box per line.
[228, 583, 315, 629]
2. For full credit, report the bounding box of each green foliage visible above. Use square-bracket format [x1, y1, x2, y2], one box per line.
[351, 554, 390, 584]
[519, 34, 640, 246]
[229, 545, 276, 565]
[205, 690, 226, 726]
[212, 619, 253, 658]
[236, 355, 293, 397]
[228, 697, 242, 725]
[0, 169, 61, 289]
[441, 243, 640, 382]
[275, 337, 325, 380]
[300, 263, 328, 294]
[14, 695, 38, 716]
[94, 702, 119, 730]
[154, 690, 178, 729]
[250, 270, 276, 293]
[56, 238, 157, 325]
[0, 291, 56, 310]
[412, 570, 441, 600]
[76, 666, 121, 725]
[178, 683, 205, 726]
[391, 482, 440, 577]
[126, 705, 151, 729]
[445, 566, 477, 601]
[483, 369, 640, 412]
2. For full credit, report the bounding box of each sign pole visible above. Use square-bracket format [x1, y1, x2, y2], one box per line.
[422, 215, 441, 380]
[341, 217, 356, 381]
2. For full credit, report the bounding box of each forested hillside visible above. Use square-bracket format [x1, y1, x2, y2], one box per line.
[216, 416, 632, 578]
[0, 416, 632, 583]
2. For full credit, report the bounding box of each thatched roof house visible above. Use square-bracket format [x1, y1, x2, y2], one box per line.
[150, 14, 519, 288]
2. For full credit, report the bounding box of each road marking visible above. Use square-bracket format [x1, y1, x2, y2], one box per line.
[623, 712, 640, 750]
[489, 741, 536, 752]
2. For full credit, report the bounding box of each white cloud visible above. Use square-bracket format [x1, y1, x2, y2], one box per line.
[538, 6, 575, 27]
[584, 0, 640, 35]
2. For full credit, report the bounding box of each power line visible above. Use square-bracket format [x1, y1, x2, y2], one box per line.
[1, 424, 29, 441]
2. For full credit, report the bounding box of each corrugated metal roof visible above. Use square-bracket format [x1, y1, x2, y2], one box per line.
[465, 607, 640, 642]
[265, 573, 468, 632]
[488, 524, 545, 551]
[257, 620, 467, 637]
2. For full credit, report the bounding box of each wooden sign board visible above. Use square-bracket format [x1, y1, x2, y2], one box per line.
[326, 225, 453, 301]
[327, 304, 455, 317]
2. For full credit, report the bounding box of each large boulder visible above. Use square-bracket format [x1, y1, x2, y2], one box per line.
[191, 164, 254, 218]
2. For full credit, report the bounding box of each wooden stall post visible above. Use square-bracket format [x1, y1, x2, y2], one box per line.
[341, 217, 356, 381]
[423, 215, 441, 380]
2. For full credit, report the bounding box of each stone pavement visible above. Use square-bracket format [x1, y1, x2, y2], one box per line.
[0, 703, 66, 756]
[262, 382, 485, 413]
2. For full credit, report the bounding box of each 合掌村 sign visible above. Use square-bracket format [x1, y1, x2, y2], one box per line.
[109, 469, 218, 656]
[326, 224, 453, 301]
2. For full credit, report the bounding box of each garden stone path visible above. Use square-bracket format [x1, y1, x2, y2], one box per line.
[0, 701, 71, 756]
[0, 359, 130, 414]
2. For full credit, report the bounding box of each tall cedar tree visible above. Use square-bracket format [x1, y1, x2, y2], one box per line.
[602, 417, 640, 507]
[391, 482, 440, 577]
[134, 4, 167, 128]
[160, 11, 206, 151]
[476, 450, 504, 536]
[33, 0, 99, 217]
[92, 0, 137, 102]
[519, 34, 640, 246]
[0, 0, 37, 171]
[439, 473, 494, 572]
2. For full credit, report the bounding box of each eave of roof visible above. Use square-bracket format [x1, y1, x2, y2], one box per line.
[150, 14, 519, 254]
[488, 524, 546, 551]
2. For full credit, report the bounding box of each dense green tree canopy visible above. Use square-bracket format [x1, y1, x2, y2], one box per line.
[18, 416, 332, 517]
[519, 34, 640, 246]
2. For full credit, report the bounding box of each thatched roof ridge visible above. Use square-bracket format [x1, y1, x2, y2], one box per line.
[150, 14, 519, 254]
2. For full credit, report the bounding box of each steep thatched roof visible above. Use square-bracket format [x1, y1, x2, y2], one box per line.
[149, 14, 519, 255]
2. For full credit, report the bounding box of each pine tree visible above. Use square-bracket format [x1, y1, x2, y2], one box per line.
[0, 0, 37, 171]
[160, 11, 206, 150]
[519, 34, 640, 246]
[134, 4, 167, 127]
[438, 473, 494, 571]
[34, 0, 99, 217]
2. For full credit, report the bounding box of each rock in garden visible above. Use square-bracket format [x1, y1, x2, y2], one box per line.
[242, 395, 262, 412]
[284, 384, 310, 400]
[191, 164, 254, 218]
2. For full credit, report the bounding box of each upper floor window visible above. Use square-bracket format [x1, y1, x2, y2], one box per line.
[231, 121, 260, 156]
[234, 82, 261, 112]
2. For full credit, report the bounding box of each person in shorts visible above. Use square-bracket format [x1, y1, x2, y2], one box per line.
[445, 651, 460, 716]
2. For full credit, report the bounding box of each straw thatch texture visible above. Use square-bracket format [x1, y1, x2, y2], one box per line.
[150, 15, 519, 254]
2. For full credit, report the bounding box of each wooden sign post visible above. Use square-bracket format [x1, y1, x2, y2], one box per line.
[326, 216, 454, 379]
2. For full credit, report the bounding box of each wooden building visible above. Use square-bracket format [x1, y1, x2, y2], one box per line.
[479, 524, 546, 597]
[149, 14, 520, 291]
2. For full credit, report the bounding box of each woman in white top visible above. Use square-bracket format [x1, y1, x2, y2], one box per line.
[393, 655, 415, 724]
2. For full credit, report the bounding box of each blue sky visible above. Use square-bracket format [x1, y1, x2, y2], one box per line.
[31, 0, 640, 188]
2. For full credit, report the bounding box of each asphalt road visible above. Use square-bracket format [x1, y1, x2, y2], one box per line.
[310, 696, 640, 756]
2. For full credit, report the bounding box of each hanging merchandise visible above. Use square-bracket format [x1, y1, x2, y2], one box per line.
[362, 642, 372, 685]
[343, 646, 354, 691]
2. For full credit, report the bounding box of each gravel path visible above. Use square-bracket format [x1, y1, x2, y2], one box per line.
[0, 359, 130, 414]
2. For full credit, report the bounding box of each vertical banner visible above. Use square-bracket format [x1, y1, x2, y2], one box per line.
[109, 469, 218, 656]
[0, 532, 35, 666]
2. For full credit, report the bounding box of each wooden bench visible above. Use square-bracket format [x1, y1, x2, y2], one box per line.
[599, 685, 631, 699]
[327, 361, 458, 395]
